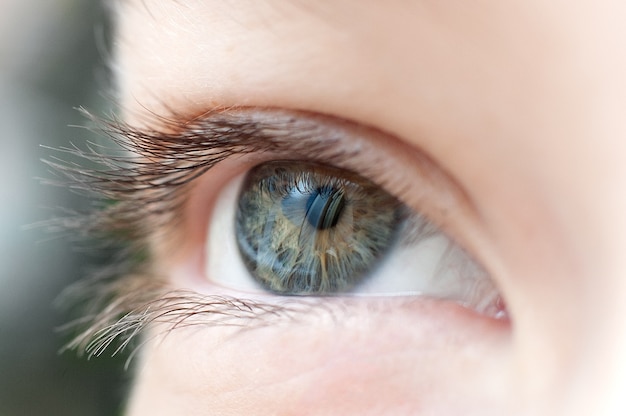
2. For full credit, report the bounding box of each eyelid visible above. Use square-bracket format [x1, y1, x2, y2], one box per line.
[68, 106, 475, 251]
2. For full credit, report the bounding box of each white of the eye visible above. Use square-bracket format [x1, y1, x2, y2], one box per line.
[356, 223, 500, 313]
[206, 173, 266, 293]
[355, 234, 454, 295]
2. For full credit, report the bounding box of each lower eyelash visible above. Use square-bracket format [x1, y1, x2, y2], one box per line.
[58, 270, 351, 364]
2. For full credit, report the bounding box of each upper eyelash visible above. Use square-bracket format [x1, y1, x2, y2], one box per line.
[45, 107, 353, 240]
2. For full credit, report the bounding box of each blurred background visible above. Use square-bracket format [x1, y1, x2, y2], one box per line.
[0, 1, 130, 415]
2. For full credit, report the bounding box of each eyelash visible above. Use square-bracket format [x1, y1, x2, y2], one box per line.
[49, 109, 340, 238]
[49, 107, 386, 360]
[51, 106, 491, 361]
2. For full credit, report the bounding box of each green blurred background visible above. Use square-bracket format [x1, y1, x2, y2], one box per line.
[0, 1, 129, 414]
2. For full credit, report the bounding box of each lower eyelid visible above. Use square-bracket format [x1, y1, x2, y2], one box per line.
[149, 282, 509, 338]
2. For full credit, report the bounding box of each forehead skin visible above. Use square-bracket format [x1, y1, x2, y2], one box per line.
[115, 0, 626, 414]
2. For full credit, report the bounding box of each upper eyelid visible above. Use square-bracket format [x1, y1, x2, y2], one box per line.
[173, 107, 480, 250]
[57, 106, 480, 267]
[48, 107, 405, 246]
[46, 106, 484, 278]
[135, 106, 475, 229]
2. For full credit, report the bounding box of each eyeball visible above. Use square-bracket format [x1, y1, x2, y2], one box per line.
[206, 160, 505, 318]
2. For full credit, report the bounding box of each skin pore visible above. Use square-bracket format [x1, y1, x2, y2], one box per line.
[102, 0, 626, 414]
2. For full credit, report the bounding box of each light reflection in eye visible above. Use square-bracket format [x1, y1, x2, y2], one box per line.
[207, 159, 506, 318]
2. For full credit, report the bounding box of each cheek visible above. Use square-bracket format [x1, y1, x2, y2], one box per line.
[126, 300, 513, 416]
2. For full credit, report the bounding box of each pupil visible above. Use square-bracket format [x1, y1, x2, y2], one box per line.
[305, 186, 346, 230]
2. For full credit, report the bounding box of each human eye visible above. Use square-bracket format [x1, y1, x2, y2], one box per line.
[163, 109, 508, 319]
[227, 160, 407, 295]
[207, 156, 502, 316]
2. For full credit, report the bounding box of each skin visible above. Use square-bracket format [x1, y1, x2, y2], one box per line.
[113, 0, 626, 414]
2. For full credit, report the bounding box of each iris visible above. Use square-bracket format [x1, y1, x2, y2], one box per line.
[235, 161, 402, 295]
